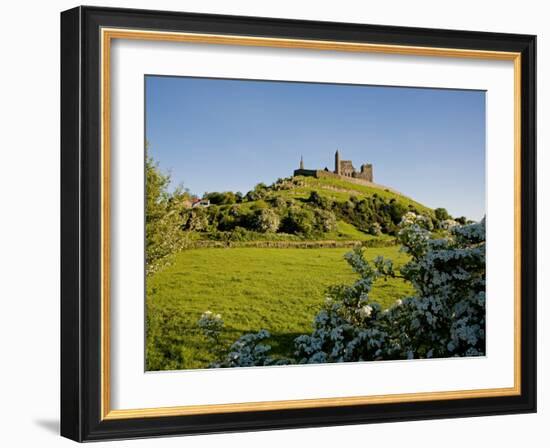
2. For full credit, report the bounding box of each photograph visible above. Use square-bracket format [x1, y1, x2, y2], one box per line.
[144, 76, 487, 371]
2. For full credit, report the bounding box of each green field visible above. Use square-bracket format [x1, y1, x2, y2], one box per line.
[146, 245, 413, 370]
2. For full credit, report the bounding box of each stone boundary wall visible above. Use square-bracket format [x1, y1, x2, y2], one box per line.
[188, 238, 397, 250]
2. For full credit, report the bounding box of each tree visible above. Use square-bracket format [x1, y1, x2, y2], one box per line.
[204, 191, 237, 205]
[145, 153, 189, 274]
[245, 183, 269, 201]
[280, 206, 315, 236]
[307, 190, 331, 209]
[182, 207, 209, 231]
[388, 200, 408, 224]
[434, 207, 451, 221]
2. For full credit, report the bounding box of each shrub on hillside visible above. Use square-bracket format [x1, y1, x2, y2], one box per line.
[367, 222, 382, 236]
[272, 177, 296, 191]
[434, 207, 451, 221]
[251, 208, 281, 233]
[313, 209, 337, 232]
[280, 206, 315, 237]
[331, 195, 415, 236]
[388, 200, 409, 224]
[181, 207, 209, 231]
[269, 195, 288, 209]
[307, 190, 332, 209]
[204, 191, 237, 205]
[245, 183, 269, 201]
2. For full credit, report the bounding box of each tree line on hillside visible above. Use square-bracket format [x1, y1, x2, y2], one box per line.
[146, 155, 469, 273]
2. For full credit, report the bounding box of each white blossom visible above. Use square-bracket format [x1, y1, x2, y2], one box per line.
[358, 305, 373, 318]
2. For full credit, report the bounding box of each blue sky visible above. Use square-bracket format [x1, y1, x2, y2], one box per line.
[145, 76, 486, 220]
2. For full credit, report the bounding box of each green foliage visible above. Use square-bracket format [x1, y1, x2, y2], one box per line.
[204, 191, 237, 205]
[388, 200, 409, 224]
[183, 175, 436, 242]
[313, 209, 337, 232]
[434, 207, 451, 221]
[269, 195, 288, 209]
[145, 154, 189, 274]
[251, 208, 281, 233]
[280, 206, 315, 236]
[245, 182, 269, 201]
[307, 190, 331, 209]
[331, 195, 409, 236]
[182, 207, 209, 231]
[367, 222, 382, 236]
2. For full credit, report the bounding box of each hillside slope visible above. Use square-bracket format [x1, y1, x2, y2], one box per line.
[274, 176, 432, 216]
[184, 175, 437, 245]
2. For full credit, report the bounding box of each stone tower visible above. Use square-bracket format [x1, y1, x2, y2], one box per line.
[359, 164, 374, 182]
[335, 149, 341, 175]
[300, 155, 304, 170]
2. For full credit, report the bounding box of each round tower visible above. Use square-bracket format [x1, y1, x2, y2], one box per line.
[335, 149, 341, 174]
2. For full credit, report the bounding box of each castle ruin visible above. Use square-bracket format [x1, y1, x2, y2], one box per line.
[294, 150, 374, 185]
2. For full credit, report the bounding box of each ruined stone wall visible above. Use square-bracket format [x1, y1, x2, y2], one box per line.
[294, 166, 381, 189]
[339, 160, 355, 176]
[355, 164, 373, 182]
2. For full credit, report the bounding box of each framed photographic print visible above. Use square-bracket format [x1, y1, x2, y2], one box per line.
[60, 6, 537, 442]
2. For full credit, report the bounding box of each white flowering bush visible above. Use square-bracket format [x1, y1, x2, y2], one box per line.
[399, 211, 434, 231]
[440, 218, 459, 230]
[251, 208, 281, 233]
[198, 311, 223, 339]
[293, 248, 394, 363]
[376, 218, 486, 358]
[209, 216, 486, 367]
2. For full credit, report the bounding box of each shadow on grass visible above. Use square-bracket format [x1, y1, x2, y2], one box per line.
[267, 331, 304, 359]
[218, 326, 304, 360]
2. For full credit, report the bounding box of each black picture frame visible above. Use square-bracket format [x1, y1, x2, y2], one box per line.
[61, 5, 536, 442]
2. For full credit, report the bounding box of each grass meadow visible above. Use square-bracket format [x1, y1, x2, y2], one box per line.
[146, 246, 413, 370]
